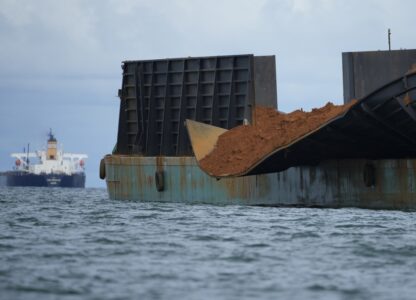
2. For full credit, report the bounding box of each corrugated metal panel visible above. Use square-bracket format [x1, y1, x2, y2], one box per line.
[115, 54, 277, 156]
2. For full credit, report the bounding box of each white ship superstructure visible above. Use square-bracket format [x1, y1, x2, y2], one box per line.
[11, 131, 87, 175]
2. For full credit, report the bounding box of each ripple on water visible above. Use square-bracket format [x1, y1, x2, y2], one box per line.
[0, 188, 416, 300]
[291, 231, 321, 239]
[131, 213, 160, 220]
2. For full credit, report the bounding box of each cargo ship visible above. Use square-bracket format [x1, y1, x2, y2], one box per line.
[0, 130, 87, 188]
[100, 50, 416, 209]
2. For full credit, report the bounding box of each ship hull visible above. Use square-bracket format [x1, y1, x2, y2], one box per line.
[0, 171, 85, 188]
[104, 155, 416, 209]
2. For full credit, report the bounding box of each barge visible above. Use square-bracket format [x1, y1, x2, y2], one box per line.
[101, 50, 416, 209]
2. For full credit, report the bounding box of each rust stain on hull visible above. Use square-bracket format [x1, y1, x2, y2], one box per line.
[104, 155, 416, 209]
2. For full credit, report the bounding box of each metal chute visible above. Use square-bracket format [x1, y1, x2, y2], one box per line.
[186, 71, 416, 178]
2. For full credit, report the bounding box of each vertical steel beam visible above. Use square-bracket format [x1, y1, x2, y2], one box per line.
[161, 60, 172, 155]
[146, 61, 156, 155]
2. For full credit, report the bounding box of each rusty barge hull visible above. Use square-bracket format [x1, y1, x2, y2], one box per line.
[103, 51, 416, 209]
[104, 155, 416, 209]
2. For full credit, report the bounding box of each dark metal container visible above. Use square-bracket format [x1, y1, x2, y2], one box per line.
[343, 49, 416, 103]
[115, 55, 277, 156]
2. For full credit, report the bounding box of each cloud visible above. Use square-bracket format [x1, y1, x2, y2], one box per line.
[1, 0, 416, 186]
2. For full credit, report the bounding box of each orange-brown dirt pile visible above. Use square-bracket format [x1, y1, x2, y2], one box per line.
[199, 101, 357, 176]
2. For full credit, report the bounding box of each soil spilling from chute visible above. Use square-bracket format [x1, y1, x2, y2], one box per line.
[199, 101, 357, 176]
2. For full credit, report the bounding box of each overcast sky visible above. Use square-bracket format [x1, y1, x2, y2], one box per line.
[1, 0, 415, 187]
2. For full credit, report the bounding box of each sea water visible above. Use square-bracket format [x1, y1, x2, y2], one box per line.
[1, 187, 416, 300]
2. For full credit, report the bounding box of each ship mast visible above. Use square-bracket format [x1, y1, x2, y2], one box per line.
[26, 143, 30, 170]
